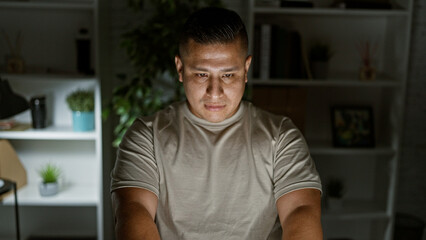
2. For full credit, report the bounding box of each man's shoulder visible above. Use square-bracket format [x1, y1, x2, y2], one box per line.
[244, 101, 299, 134]
[244, 101, 288, 124]
[137, 101, 184, 130]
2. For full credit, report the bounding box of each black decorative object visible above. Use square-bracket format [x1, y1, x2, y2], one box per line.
[30, 95, 47, 129]
[331, 106, 375, 147]
[76, 28, 92, 75]
[0, 78, 29, 120]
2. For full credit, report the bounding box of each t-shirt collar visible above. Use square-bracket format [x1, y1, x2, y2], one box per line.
[183, 101, 245, 128]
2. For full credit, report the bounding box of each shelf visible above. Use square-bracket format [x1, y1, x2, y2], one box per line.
[1, 181, 99, 206]
[308, 141, 395, 156]
[251, 78, 400, 87]
[0, 125, 97, 140]
[0, 0, 94, 10]
[248, 0, 413, 238]
[0, 0, 103, 238]
[254, 7, 409, 17]
[1, 73, 96, 82]
[322, 200, 388, 220]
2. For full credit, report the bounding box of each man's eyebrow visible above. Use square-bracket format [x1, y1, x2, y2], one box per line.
[189, 66, 209, 71]
[221, 67, 240, 72]
[188, 66, 240, 72]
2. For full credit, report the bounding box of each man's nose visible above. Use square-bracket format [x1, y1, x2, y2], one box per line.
[206, 77, 224, 99]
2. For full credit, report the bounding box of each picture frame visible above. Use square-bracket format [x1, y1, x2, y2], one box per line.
[331, 106, 375, 148]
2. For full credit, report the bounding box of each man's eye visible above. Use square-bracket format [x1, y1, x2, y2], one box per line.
[223, 74, 233, 78]
[196, 73, 208, 78]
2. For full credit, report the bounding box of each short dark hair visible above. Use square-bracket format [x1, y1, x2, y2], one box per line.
[179, 7, 248, 56]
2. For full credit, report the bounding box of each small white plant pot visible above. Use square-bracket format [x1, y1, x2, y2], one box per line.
[39, 182, 59, 197]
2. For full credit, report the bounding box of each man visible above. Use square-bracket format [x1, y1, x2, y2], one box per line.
[111, 7, 322, 240]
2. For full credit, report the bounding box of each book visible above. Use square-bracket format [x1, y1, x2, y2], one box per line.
[252, 24, 261, 78]
[0, 119, 16, 130]
[259, 24, 272, 80]
[253, 24, 309, 80]
[270, 26, 308, 79]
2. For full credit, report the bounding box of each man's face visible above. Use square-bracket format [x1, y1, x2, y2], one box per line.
[175, 39, 252, 123]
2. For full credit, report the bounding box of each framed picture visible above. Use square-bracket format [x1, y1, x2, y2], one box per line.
[331, 106, 375, 147]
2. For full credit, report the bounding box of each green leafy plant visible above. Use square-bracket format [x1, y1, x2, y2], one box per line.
[103, 74, 164, 147]
[66, 90, 94, 112]
[39, 163, 61, 184]
[326, 177, 345, 198]
[122, 0, 223, 80]
[104, 0, 223, 147]
[309, 42, 334, 62]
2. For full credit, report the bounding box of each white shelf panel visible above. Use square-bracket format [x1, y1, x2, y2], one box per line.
[2, 182, 99, 206]
[308, 141, 395, 156]
[2, 73, 96, 82]
[0, 0, 94, 10]
[0, 125, 97, 140]
[254, 7, 409, 17]
[322, 200, 388, 220]
[251, 78, 400, 87]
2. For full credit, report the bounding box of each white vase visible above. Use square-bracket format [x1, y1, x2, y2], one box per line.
[39, 182, 59, 197]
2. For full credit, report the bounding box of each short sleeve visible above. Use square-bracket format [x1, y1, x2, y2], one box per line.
[273, 118, 322, 201]
[110, 118, 160, 197]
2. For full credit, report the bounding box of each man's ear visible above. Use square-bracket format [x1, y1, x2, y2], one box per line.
[244, 55, 252, 83]
[175, 55, 184, 83]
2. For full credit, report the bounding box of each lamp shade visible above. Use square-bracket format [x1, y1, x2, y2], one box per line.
[0, 139, 27, 200]
[0, 78, 29, 119]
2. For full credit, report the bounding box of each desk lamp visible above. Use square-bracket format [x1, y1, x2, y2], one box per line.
[0, 178, 20, 240]
[0, 77, 27, 240]
[0, 77, 29, 120]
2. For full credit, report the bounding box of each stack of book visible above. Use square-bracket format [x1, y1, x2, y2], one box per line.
[0, 119, 16, 130]
[252, 24, 310, 80]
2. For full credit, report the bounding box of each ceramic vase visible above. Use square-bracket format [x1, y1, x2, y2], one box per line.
[39, 182, 59, 197]
[72, 111, 94, 132]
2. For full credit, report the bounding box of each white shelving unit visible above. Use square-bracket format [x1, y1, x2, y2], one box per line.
[251, 78, 400, 87]
[0, 1, 94, 10]
[0, 126, 97, 140]
[0, 1, 102, 239]
[246, 0, 413, 239]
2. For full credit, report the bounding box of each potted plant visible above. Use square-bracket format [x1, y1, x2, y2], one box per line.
[66, 89, 94, 132]
[103, 0, 222, 147]
[309, 41, 334, 79]
[326, 177, 345, 210]
[2, 30, 25, 73]
[38, 163, 61, 197]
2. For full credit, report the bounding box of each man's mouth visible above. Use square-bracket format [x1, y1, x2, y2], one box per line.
[204, 103, 225, 111]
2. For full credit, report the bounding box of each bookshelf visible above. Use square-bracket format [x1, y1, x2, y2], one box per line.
[246, 0, 413, 239]
[0, 1, 102, 239]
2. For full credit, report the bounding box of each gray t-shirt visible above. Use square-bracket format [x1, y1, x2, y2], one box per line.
[111, 101, 321, 239]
